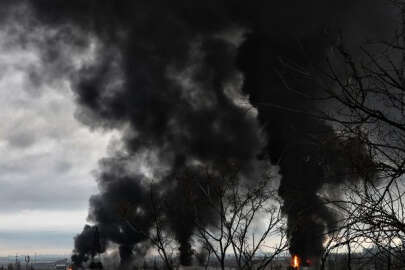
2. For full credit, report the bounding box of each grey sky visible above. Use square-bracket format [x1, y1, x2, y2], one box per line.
[0, 27, 112, 255]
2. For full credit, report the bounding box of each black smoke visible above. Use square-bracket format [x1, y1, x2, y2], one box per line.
[4, 0, 394, 266]
[236, 34, 379, 262]
[24, 1, 264, 266]
[82, 158, 153, 268]
[72, 225, 105, 267]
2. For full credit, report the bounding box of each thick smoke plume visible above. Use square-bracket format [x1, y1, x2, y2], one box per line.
[4, 0, 394, 267]
[71, 225, 105, 266]
[237, 34, 379, 262]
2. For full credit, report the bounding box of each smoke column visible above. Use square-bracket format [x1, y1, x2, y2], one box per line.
[4, 0, 394, 266]
[237, 34, 378, 263]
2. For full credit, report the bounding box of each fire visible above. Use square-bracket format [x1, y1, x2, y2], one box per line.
[292, 255, 300, 268]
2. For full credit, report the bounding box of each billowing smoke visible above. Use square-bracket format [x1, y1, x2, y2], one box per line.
[77, 159, 154, 268]
[24, 1, 265, 266]
[4, 0, 394, 267]
[236, 34, 379, 263]
[71, 225, 105, 266]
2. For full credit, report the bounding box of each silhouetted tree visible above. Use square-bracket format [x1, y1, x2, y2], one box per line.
[192, 164, 288, 270]
[313, 2, 405, 268]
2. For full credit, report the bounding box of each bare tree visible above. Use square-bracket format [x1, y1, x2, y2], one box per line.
[327, 181, 405, 268]
[237, 3, 405, 269]
[146, 189, 176, 270]
[192, 165, 288, 270]
[118, 187, 176, 270]
[319, 0, 405, 180]
[312, 3, 405, 267]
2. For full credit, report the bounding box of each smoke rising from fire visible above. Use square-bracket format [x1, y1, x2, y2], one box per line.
[3, 0, 394, 267]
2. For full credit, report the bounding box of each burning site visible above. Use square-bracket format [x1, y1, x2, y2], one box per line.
[0, 0, 404, 270]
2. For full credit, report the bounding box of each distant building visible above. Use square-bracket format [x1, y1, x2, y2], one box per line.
[54, 259, 68, 270]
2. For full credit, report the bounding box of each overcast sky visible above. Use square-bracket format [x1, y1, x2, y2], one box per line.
[0, 27, 112, 256]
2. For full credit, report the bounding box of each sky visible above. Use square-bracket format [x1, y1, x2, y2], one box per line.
[0, 27, 112, 255]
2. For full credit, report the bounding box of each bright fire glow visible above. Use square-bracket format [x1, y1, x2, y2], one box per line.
[292, 255, 300, 268]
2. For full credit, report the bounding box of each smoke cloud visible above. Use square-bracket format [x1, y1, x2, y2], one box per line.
[2, 0, 394, 267]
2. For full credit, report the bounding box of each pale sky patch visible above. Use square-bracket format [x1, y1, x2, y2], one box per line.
[0, 23, 111, 255]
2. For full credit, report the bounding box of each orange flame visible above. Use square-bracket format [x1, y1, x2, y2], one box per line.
[292, 255, 300, 268]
